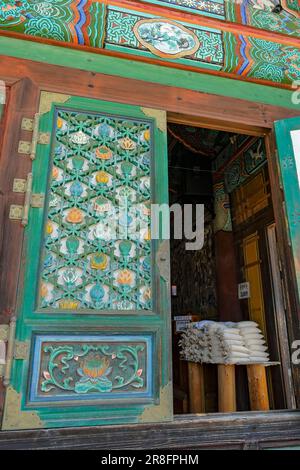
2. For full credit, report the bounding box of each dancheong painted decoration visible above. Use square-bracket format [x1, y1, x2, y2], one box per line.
[133, 19, 200, 59]
[30, 335, 152, 402]
[0, 1, 299, 86]
[1, 94, 171, 429]
[39, 109, 152, 312]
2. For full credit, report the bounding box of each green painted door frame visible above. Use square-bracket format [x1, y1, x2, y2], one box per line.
[2, 91, 172, 430]
[0, 36, 299, 111]
[275, 117, 300, 306]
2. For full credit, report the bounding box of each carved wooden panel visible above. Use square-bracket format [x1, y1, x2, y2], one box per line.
[29, 334, 153, 403]
[38, 109, 152, 312]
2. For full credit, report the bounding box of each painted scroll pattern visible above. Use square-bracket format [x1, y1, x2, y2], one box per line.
[143, 0, 300, 37]
[139, 0, 226, 19]
[30, 336, 151, 401]
[41, 343, 146, 394]
[0, 0, 81, 42]
[246, 38, 300, 83]
[0, 1, 299, 84]
[38, 109, 152, 311]
[106, 9, 224, 65]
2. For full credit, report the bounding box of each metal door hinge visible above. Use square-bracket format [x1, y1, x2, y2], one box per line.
[13, 178, 27, 193]
[0, 319, 29, 384]
[9, 173, 44, 225]
[19, 114, 50, 160]
[21, 117, 34, 131]
[0, 318, 13, 384]
[0, 325, 9, 341]
[14, 341, 29, 360]
[31, 193, 45, 208]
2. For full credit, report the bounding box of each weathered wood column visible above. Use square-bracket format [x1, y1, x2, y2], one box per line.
[187, 362, 205, 413]
[246, 364, 270, 411]
[218, 364, 237, 412]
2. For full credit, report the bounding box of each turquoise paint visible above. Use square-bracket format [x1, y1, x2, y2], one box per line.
[6, 94, 172, 430]
[275, 117, 300, 304]
[0, 36, 299, 111]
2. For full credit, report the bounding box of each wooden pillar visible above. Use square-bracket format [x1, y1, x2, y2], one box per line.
[187, 362, 205, 413]
[218, 364, 236, 412]
[247, 364, 270, 411]
[213, 182, 241, 322]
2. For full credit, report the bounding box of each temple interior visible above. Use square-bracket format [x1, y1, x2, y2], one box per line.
[168, 123, 287, 414]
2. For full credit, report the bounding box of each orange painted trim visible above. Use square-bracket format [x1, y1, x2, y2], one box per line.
[101, 0, 300, 48]
[69, 0, 81, 44]
[240, 37, 255, 77]
[281, 0, 300, 19]
[83, 0, 94, 45]
[0, 29, 294, 91]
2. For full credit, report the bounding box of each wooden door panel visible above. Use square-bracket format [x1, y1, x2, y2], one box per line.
[1, 92, 172, 430]
[275, 117, 300, 306]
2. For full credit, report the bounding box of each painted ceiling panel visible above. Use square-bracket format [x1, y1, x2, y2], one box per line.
[0, 1, 299, 86]
[139, 0, 300, 37]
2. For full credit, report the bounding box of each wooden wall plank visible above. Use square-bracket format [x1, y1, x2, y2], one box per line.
[1, 36, 299, 108]
[0, 78, 39, 320]
[0, 56, 298, 133]
[0, 411, 299, 449]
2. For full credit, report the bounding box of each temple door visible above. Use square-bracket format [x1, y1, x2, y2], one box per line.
[275, 117, 300, 306]
[1, 92, 172, 430]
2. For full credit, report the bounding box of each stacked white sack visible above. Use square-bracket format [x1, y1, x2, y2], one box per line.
[179, 320, 269, 365]
[237, 321, 270, 363]
[179, 321, 250, 364]
[217, 322, 250, 364]
[178, 325, 209, 363]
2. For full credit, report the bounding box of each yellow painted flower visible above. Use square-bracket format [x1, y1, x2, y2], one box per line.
[52, 166, 59, 180]
[144, 229, 151, 241]
[144, 129, 150, 141]
[95, 145, 112, 160]
[66, 208, 84, 224]
[59, 300, 79, 310]
[40, 283, 48, 298]
[143, 287, 151, 302]
[90, 253, 108, 271]
[57, 117, 63, 129]
[46, 221, 53, 235]
[119, 137, 136, 151]
[96, 171, 109, 184]
[117, 269, 134, 286]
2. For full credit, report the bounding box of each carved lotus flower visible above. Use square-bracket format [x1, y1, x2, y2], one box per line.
[69, 130, 90, 145]
[52, 166, 59, 180]
[90, 253, 108, 271]
[40, 283, 48, 298]
[66, 208, 84, 224]
[96, 171, 110, 184]
[59, 300, 79, 310]
[119, 137, 136, 151]
[143, 130, 150, 142]
[46, 221, 53, 235]
[95, 145, 112, 160]
[81, 355, 112, 379]
[117, 269, 134, 286]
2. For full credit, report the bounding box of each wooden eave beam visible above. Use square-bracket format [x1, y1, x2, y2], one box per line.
[110, 0, 300, 48]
